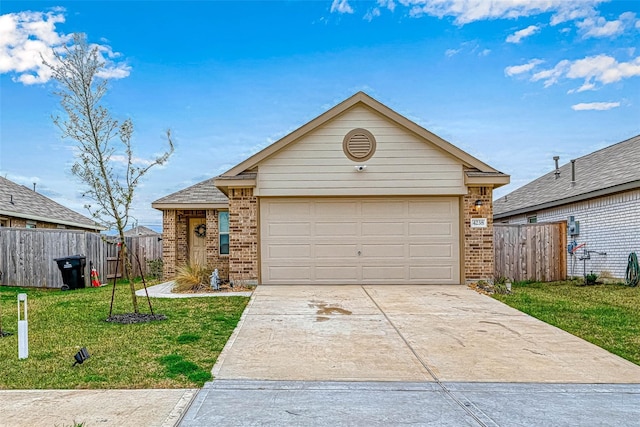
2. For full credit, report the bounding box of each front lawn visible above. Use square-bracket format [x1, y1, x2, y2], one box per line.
[493, 280, 640, 365]
[0, 281, 249, 389]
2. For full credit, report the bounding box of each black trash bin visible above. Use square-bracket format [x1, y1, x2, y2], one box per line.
[54, 255, 87, 290]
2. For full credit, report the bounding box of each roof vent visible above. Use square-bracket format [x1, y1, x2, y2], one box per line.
[343, 128, 376, 162]
[553, 156, 560, 179]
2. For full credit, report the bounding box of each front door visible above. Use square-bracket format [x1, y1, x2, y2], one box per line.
[189, 217, 207, 266]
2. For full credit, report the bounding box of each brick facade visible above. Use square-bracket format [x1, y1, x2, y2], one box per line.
[498, 188, 640, 278]
[463, 187, 494, 283]
[228, 188, 258, 285]
[0, 215, 89, 230]
[161, 208, 230, 280]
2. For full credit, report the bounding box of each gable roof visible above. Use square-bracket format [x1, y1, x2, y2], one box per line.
[216, 92, 509, 186]
[0, 176, 103, 230]
[494, 134, 640, 219]
[152, 177, 228, 209]
[124, 225, 159, 236]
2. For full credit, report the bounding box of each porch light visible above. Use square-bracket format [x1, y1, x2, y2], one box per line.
[474, 200, 483, 211]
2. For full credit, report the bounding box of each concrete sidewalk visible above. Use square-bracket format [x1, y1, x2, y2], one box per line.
[0, 389, 197, 427]
[181, 380, 640, 427]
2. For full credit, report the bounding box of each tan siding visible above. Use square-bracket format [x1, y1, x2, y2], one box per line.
[257, 105, 465, 196]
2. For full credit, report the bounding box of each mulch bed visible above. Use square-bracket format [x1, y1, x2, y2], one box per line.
[173, 282, 254, 294]
[105, 313, 168, 324]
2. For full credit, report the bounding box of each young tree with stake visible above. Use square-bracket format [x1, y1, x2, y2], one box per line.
[46, 34, 173, 314]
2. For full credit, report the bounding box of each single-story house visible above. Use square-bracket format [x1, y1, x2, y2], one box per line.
[153, 92, 510, 285]
[494, 134, 640, 279]
[124, 225, 160, 237]
[0, 176, 103, 231]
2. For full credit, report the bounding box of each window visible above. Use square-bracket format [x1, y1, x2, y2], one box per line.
[219, 211, 229, 255]
[527, 216, 537, 224]
[26, 220, 36, 229]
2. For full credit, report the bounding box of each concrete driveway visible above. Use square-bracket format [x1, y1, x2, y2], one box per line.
[181, 285, 640, 426]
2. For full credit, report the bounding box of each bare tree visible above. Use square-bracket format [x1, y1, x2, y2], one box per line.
[46, 34, 173, 314]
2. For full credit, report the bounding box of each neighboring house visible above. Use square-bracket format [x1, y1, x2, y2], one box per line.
[124, 225, 160, 237]
[494, 134, 640, 279]
[153, 92, 510, 285]
[0, 176, 103, 231]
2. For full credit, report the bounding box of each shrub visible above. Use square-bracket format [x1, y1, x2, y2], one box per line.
[173, 263, 211, 292]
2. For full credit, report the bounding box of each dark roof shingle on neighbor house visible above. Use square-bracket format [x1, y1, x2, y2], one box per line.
[0, 176, 103, 230]
[151, 177, 228, 208]
[494, 134, 640, 218]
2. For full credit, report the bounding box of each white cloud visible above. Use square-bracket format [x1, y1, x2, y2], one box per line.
[571, 102, 620, 111]
[396, 0, 603, 25]
[330, 0, 354, 14]
[577, 12, 637, 38]
[0, 9, 130, 85]
[504, 59, 544, 76]
[506, 25, 540, 43]
[513, 55, 640, 90]
[445, 48, 460, 57]
[479, 49, 491, 57]
[110, 155, 154, 167]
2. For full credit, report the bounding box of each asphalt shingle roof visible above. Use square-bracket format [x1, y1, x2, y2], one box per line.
[494, 134, 640, 217]
[0, 176, 101, 229]
[152, 177, 228, 206]
[124, 225, 159, 236]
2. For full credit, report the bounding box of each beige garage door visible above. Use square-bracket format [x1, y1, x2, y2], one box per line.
[260, 197, 460, 285]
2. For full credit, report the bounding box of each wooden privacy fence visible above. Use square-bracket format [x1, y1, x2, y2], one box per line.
[494, 222, 567, 282]
[0, 228, 162, 288]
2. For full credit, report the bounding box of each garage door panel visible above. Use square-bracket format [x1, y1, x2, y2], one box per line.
[268, 223, 311, 237]
[410, 266, 454, 281]
[261, 197, 460, 285]
[267, 244, 312, 259]
[316, 222, 358, 236]
[361, 222, 405, 236]
[267, 201, 310, 217]
[361, 244, 405, 259]
[361, 201, 405, 216]
[409, 223, 453, 236]
[315, 201, 358, 216]
[408, 200, 454, 216]
[315, 266, 359, 281]
[267, 266, 312, 281]
[315, 244, 358, 258]
[409, 244, 453, 258]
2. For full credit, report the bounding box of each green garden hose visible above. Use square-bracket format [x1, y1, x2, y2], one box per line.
[625, 252, 639, 287]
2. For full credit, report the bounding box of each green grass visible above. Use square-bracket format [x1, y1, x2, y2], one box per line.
[493, 280, 640, 365]
[0, 280, 248, 389]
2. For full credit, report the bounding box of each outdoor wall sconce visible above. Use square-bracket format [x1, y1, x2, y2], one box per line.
[474, 200, 483, 211]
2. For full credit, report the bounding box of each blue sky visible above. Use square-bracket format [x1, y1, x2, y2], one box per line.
[1, 0, 639, 231]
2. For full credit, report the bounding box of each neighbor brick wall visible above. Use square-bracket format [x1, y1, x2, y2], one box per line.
[228, 188, 258, 285]
[1, 216, 90, 231]
[463, 187, 494, 283]
[498, 188, 640, 278]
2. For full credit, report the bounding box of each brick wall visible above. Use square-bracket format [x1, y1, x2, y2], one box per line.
[206, 209, 229, 280]
[463, 187, 494, 283]
[162, 208, 230, 280]
[228, 188, 258, 285]
[1, 216, 91, 231]
[499, 188, 640, 278]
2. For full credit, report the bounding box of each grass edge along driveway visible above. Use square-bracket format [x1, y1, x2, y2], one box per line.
[0, 283, 249, 389]
[493, 280, 640, 366]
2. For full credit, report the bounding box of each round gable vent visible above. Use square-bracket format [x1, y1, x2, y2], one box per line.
[343, 128, 376, 162]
